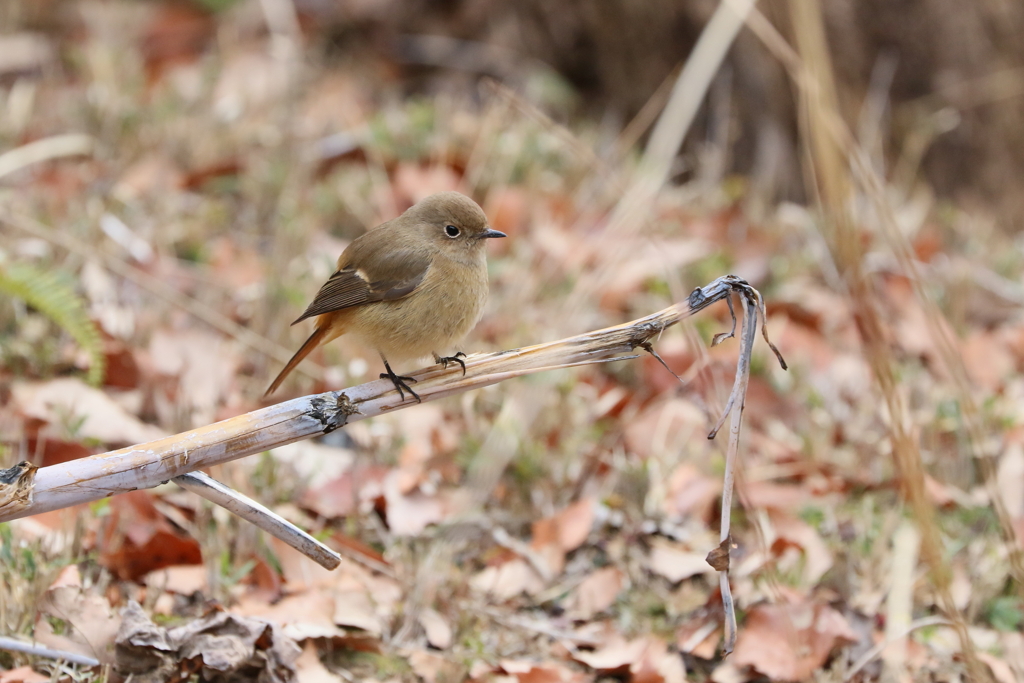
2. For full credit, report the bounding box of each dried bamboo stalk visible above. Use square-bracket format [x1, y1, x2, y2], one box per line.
[0, 275, 759, 523]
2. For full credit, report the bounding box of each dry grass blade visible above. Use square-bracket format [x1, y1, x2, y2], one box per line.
[780, 0, 991, 678]
[568, 0, 757, 311]
[0, 134, 93, 180]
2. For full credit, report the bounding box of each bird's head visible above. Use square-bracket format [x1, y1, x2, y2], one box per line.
[409, 192, 506, 253]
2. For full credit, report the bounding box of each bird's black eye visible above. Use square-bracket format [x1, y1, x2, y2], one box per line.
[445, 224, 460, 238]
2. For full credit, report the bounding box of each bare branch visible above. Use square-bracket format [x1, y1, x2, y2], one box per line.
[0, 635, 100, 667]
[173, 472, 340, 570]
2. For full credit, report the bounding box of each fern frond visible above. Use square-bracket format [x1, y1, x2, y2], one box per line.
[0, 263, 106, 386]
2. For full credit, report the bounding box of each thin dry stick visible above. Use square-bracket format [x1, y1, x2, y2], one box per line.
[174, 471, 341, 570]
[0, 635, 100, 668]
[843, 616, 951, 682]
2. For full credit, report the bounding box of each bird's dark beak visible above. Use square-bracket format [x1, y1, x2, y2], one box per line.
[479, 228, 506, 239]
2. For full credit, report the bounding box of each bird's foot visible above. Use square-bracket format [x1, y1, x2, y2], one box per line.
[380, 360, 420, 403]
[434, 352, 467, 376]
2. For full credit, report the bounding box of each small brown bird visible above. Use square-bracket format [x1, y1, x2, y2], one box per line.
[266, 191, 505, 400]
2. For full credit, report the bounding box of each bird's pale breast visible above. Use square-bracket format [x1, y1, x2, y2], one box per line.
[346, 251, 489, 362]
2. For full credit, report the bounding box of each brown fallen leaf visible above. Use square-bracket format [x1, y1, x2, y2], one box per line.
[629, 636, 686, 683]
[731, 600, 857, 682]
[574, 635, 684, 683]
[388, 403, 453, 470]
[12, 377, 166, 445]
[499, 659, 589, 683]
[35, 582, 121, 664]
[0, 667, 49, 683]
[407, 649, 461, 683]
[663, 463, 722, 522]
[625, 399, 708, 461]
[301, 463, 389, 520]
[144, 565, 208, 596]
[112, 154, 184, 203]
[332, 577, 383, 635]
[96, 491, 202, 581]
[471, 558, 546, 600]
[676, 615, 721, 660]
[485, 186, 529, 245]
[393, 162, 462, 205]
[140, 1, 214, 83]
[573, 637, 648, 670]
[978, 652, 1017, 683]
[522, 498, 593, 578]
[115, 601, 300, 683]
[647, 538, 717, 583]
[295, 642, 345, 683]
[567, 566, 624, 620]
[147, 328, 240, 428]
[418, 607, 453, 649]
[705, 537, 732, 572]
[384, 476, 449, 537]
[961, 329, 1016, 392]
[768, 511, 833, 585]
[468, 659, 496, 680]
[532, 498, 595, 554]
[739, 482, 810, 512]
[234, 588, 347, 641]
[27, 437, 93, 467]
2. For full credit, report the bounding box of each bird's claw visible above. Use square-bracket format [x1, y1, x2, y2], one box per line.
[380, 361, 420, 402]
[435, 352, 467, 376]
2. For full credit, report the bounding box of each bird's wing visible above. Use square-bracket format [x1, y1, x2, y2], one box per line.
[291, 246, 431, 325]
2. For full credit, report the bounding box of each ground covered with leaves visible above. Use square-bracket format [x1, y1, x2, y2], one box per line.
[2, 2, 1024, 682]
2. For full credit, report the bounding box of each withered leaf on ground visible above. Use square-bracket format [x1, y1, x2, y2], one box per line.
[115, 601, 301, 683]
[647, 537, 718, 582]
[0, 667, 49, 683]
[731, 600, 857, 682]
[35, 579, 121, 665]
[566, 566, 625, 620]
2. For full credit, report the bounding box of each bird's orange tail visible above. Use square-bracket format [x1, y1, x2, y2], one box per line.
[265, 325, 330, 396]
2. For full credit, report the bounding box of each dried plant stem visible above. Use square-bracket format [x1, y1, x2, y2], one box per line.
[697, 284, 778, 656]
[745, 3, 1023, 591]
[0, 276, 776, 529]
[0, 134, 93, 180]
[843, 616, 951, 682]
[717, 293, 759, 654]
[782, 0, 990, 679]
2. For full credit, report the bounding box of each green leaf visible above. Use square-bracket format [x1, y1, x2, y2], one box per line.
[0, 263, 105, 386]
